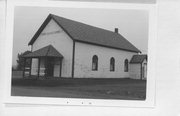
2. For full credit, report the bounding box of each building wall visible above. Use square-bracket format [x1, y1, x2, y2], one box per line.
[74, 42, 137, 78]
[30, 19, 141, 78]
[31, 58, 38, 76]
[142, 59, 147, 80]
[31, 19, 73, 77]
[53, 58, 61, 77]
[129, 59, 147, 80]
[129, 64, 141, 79]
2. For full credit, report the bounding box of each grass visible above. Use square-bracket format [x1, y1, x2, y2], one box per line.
[11, 71, 146, 100]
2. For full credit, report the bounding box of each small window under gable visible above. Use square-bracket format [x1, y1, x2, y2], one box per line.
[110, 57, 115, 71]
[124, 59, 129, 72]
[92, 55, 98, 71]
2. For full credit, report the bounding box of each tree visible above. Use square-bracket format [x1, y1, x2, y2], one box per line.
[16, 50, 31, 70]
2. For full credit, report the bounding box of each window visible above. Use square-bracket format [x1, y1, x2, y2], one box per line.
[110, 57, 115, 71]
[92, 55, 98, 71]
[124, 59, 128, 72]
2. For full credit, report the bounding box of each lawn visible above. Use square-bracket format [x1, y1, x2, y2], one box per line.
[11, 71, 146, 100]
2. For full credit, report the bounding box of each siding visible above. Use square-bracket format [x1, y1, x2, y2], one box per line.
[31, 19, 73, 77]
[74, 42, 137, 78]
[129, 64, 141, 79]
[142, 59, 147, 79]
[31, 58, 38, 76]
[129, 59, 147, 80]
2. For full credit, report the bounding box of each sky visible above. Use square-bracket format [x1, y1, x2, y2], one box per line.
[12, 6, 149, 66]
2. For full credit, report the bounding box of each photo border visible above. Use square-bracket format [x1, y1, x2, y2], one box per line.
[3, 1, 157, 108]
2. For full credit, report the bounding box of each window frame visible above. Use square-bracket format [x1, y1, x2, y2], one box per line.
[110, 57, 115, 71]
[124, 59, 129, 72]
[92, 55, 98, 71]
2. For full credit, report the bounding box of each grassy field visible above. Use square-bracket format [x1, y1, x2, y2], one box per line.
[11, 71, 146, 100]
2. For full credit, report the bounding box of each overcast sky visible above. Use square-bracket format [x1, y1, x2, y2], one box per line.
[13, 6, 149, 66]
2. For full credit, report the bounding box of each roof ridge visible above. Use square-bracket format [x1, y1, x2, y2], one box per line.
[50, 14, 122, 36]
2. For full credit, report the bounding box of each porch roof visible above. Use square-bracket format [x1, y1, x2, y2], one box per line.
[130, 54, 147, 64]
[22, 45, 63, 58]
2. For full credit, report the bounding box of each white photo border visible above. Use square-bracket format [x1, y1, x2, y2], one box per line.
[4, 1, 157, 108]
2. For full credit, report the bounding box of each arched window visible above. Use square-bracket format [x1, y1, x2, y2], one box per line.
[110, 57, 115, 71]
[124, 59, 128, 72]
[92, 55, 98, 71]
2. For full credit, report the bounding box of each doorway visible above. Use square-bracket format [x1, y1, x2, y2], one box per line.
[46, 58, 54, 77]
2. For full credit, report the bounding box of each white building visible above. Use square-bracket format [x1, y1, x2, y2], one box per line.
[22, 14, 147, 79]
[129, 55, 147, 80]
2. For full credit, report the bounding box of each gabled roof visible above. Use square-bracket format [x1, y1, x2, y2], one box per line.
[22, 45, 63, 58]
[130, 54, 147, 64]
[28, 14, 141, 53]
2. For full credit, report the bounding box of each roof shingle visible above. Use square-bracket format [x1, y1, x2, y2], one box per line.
[130, 54, 147, 64]
[22, 45, 63, 58]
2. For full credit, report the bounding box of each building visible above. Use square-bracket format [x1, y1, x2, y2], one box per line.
[130, 55, 147, 80]
[22, 14, 147, 79]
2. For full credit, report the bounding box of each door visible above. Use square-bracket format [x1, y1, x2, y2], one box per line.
[46, 58, 54, 77]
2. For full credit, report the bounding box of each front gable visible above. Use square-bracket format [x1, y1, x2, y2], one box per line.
[31, 18, 74, 78]
[32, 19, 73, 51]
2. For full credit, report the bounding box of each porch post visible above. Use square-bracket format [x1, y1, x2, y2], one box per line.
[44, 57, 47, 78]
[59, 58, 62, 77]
[29, 58, 32, 77]
[37, 57, 41, 78]
[23, 58, 26, 78]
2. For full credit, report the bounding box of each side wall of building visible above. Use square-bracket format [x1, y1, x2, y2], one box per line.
[142, 59, 147, 80]
[74, 42, 137, 78]
[129, 64, 141, 79]
[129, 59, 147, 80]
[31, 19, 73, 77]
[31, 58, 39, 76]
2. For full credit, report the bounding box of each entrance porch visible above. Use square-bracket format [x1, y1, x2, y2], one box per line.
[22, 45, 63, 79]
